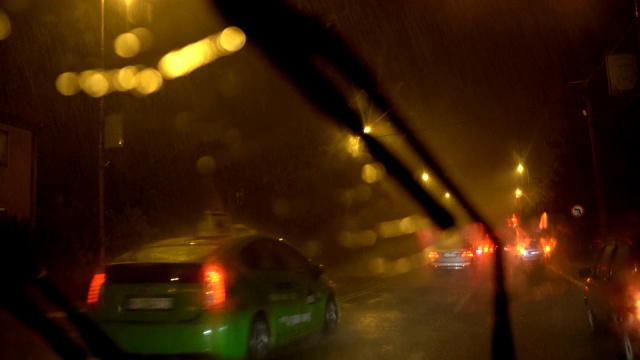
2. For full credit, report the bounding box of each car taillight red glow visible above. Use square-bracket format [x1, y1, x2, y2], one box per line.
[87, 273, 105, 306]
[203, 265, 226, 308]
[461, 251, 474, 258]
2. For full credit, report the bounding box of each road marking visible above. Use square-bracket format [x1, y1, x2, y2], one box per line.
[453, 292, 472, 313]
[547, 265, 584, 288]
[408, 353, 425, 360]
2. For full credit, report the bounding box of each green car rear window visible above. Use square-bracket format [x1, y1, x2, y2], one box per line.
[117, 244, 220, 263]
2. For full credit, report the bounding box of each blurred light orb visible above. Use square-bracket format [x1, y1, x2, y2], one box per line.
[337, 231, 352, 248]
[361, 162, 385, 183]
[196, 155, 216, 174]
[395, 257, 411, 274]
[112, 66, 138, 91]
[134, 68, 162, 95]
[400, 216, 418, 234]
[218, 26, 246, 53]
[114, 32, 140, 58]
[347, 135, 361, 157]
[515, 188, 522, 198]
[377, 220, 400, 238]
[360, 230, 377, 246]
[55, 72, 80, 96]
[159, 39, 218, 80]
[80, 70, 109, 97]
[0, 10, 11, 40]
[368, 257, 387, 275]
[158, 51, 190, 79]
[130, 27, 154, 52]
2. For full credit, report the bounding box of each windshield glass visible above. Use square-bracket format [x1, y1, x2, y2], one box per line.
[1, 1, 639, 360]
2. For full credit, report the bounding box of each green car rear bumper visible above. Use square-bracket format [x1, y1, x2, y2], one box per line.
[94, 311, 252, 359]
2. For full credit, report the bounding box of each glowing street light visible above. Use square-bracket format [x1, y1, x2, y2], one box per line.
[421, 172, 429, 181]
[515, 188, 522, 198]
[363, 126, 372, 134]
[517, 164, 524, 174]
[444, 192, 451, 199]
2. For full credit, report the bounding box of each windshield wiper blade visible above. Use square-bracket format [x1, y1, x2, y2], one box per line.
[215, 0, 454, 229]
[214, 1, 515, 359]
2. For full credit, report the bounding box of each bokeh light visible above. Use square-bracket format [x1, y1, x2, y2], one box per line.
[159, 27, 245, 80]
[134, 68, 163, 95]
[159, 38, 218, 79]
[114, 32, 141, 58]
[58, 27, 245, 96]
[55, 72, 80, 96]
[347, 135, 361, 157]
[80, 70, 109, 97]
[130, 27, 154, 52]
[338, 230, 377, 248]
[217, 26, 246, 53]
[0, 10, 12, 40]
[361, 162, 385, 183]
[112, 66, 138, 91]
[196, 155, 216, 175]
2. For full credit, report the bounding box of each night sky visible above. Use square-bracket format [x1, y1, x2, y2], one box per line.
[0, 0, 638, 246]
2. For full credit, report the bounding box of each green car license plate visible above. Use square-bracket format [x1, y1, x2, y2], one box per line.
[126, 298, 174, 310]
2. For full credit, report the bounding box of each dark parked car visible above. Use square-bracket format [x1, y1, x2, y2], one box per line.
[579, 240, 640, 360]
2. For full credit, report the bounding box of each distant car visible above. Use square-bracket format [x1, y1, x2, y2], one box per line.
[428, 241, 476, 269]
[87, 234, 339, 360]
[516, 239, 545, 265]
[579, 241, 640, 360]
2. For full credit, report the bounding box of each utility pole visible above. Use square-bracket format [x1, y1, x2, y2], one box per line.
[98, 0, 106, 266]
[583, 83, 608, 239]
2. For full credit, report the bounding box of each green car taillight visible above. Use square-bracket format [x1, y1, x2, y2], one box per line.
[203, 264, 226, 308]
[87, 273, 105, 306]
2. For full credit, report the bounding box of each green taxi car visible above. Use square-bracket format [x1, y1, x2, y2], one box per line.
[87, 234, 339, 359]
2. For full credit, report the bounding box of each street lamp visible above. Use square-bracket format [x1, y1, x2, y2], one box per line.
[515, 188, 522, 198]
[363, 126, 371, 134]
[421, 172, 429, 181]
[516, 163, 530, 185]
